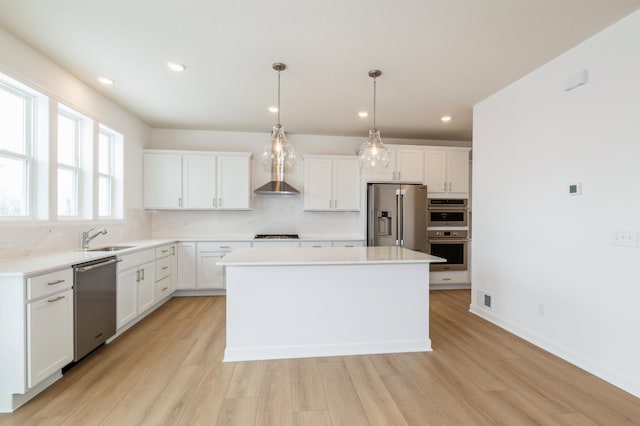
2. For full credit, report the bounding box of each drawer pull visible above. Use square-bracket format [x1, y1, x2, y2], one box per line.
[161, 266, 169, 270]
[161, 249, 169, 253]
[442, 278, 452, 281]
[94, 332, 103, 340]
[219, 246, 231, 249]
[47, 295, 65, 303]
[162, 287, 169, 291]
[47, 279, 66, 286]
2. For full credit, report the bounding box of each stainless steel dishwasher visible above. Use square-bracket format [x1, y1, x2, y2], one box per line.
[73, 256, 118, 361]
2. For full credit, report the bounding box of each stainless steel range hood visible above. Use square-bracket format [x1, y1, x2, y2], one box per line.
[254, 155, 300, 195]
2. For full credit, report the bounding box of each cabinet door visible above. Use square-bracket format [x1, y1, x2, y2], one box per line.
[197, 251, 226, 289]
[177, 243, 196, 289]
[396, 148, 424, 182]
[217, 155, 251, 209]
[446, 150, 469, 195]
[117, 268, 138, 328]
[169, 244, 178, 292]
[144, 153, 182, 209]
[333, 158, 360, 211]
[27, 289, 74, 388]
[137, 261, 155, 313]
[304, 158, 333, 210]
[424, 150, 447, 195]
[183, 154, 217, 209]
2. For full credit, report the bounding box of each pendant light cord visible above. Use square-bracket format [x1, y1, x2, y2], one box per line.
[372, 76, 377, 130]
[277, 69, 281, 127]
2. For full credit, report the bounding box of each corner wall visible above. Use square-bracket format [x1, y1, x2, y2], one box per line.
[471, 11, 640, 396]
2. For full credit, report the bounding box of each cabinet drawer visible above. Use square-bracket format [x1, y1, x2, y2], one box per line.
[197, 241, 251, 251]
[118, 249, 154, 272]
[155, 276, 173, 301]
[27, 268, 73, 301]
[155, 244, 174, 259]
[155, 256, 172, 281]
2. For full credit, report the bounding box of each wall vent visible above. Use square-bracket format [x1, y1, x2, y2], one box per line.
[484, 294, 492, 308]
[477, 290, 492, 310]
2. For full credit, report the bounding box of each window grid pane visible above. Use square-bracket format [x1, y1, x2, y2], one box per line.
[0, 155, 27, 216]
[57, 113, 78, 166]
[0, 85, 27, 155]
[57, 167, 77, 216]
[98, 175, 111, 217]
[98, 132, 112, 175]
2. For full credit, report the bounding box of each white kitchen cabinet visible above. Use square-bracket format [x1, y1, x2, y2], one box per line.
[362, 146, 424, 183]
[424, 148, 470, 198]
[143, 152, 182, 209]
[177, 242, 196, 289]
[154, 244, 177, 302]
[144, 150, 252, 210]
[26, 268, 74, 389]
[196, 242, 251, 290]
[304, 156, 360, 211]
[116, 249, 155, 329]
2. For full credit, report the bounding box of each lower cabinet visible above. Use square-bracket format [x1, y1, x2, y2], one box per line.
[26, 275, 73, 389]
[196, 242, 251, 290]
[116, 249, 155, 330]
[177, 242, 196, 289]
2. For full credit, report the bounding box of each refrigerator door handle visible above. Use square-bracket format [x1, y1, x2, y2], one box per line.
[397, 189, 404, 246]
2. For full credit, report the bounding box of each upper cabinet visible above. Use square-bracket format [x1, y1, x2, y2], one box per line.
[362, 146, 424, 183]
[424, 148, 470, 198]
[144, 150, 252, 210]
[304, 156, 360, 211]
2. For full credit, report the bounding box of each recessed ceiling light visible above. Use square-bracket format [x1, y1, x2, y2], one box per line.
[97, 77, 114, 85]
[358, 111, 369, 118]
[441, 115, 452, 122]
[166, 62, 186, 72]
[268, 106, 279, 113]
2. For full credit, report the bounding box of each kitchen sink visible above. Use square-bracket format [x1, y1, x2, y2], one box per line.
[87, 245, 135, 252]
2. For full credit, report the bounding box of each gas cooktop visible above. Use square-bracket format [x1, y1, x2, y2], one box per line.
[254, 234, 300, 239]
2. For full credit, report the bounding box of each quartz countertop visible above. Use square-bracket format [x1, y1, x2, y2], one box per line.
[218, 246, 445, 266]
[0, 239, 177, 276]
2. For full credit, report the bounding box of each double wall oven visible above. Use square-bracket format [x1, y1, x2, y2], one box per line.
[427, 198, 469, 272]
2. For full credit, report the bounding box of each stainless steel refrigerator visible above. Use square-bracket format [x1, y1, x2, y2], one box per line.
[367, 183, 427, 252]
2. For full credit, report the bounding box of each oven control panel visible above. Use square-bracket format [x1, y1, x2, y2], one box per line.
[428, 230, 468, 239]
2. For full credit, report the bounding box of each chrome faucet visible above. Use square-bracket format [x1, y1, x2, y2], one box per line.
[82, 227, 107, 250]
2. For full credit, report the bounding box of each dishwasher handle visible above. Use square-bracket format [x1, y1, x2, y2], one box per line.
[75, 257, 120, 273]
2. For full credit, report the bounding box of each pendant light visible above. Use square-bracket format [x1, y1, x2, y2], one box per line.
[357, 69, 390, 169]
[261, 62, 296, 171]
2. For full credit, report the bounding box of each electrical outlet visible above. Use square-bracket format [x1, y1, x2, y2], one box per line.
[613, 231, 640, 248]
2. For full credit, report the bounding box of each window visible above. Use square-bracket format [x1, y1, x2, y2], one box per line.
[57, 104, 92, 218]
[0, 80, 33, 217]
[98, 126, 123, 218]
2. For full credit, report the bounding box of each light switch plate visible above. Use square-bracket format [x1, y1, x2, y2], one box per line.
[569, 182, 582, 196]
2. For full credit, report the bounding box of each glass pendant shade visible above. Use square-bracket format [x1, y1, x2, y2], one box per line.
[358, 129, 390, 169]
[261, 124, 296, 171]
[358, 69, 390, 169]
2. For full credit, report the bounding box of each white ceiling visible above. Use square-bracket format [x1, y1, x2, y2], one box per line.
[0, 0, 638, 141]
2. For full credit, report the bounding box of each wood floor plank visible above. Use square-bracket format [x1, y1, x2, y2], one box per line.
[291, 358, 327, 412]
[343, 356, 408, 426]
[177, 362, 237, 425]
[292, 410, 332, 426]
[317, 360, 370, 426]
[225, 361, 265, 399]
[254, 359, 294, 426]
[216, 397, 258, 426]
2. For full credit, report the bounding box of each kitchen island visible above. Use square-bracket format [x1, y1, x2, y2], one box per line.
[218, 246, 444, 362]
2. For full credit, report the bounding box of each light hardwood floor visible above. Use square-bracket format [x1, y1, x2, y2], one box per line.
[1, 290, 638, 425]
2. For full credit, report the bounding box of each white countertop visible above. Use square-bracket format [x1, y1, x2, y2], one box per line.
[0, 239, 177, 276]
[218, 246, 445, 266]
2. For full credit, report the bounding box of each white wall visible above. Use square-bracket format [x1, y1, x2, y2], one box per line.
[472, 11, 640, 397]
[150, 129, 469, 239]
[0, 26, 151, 258]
